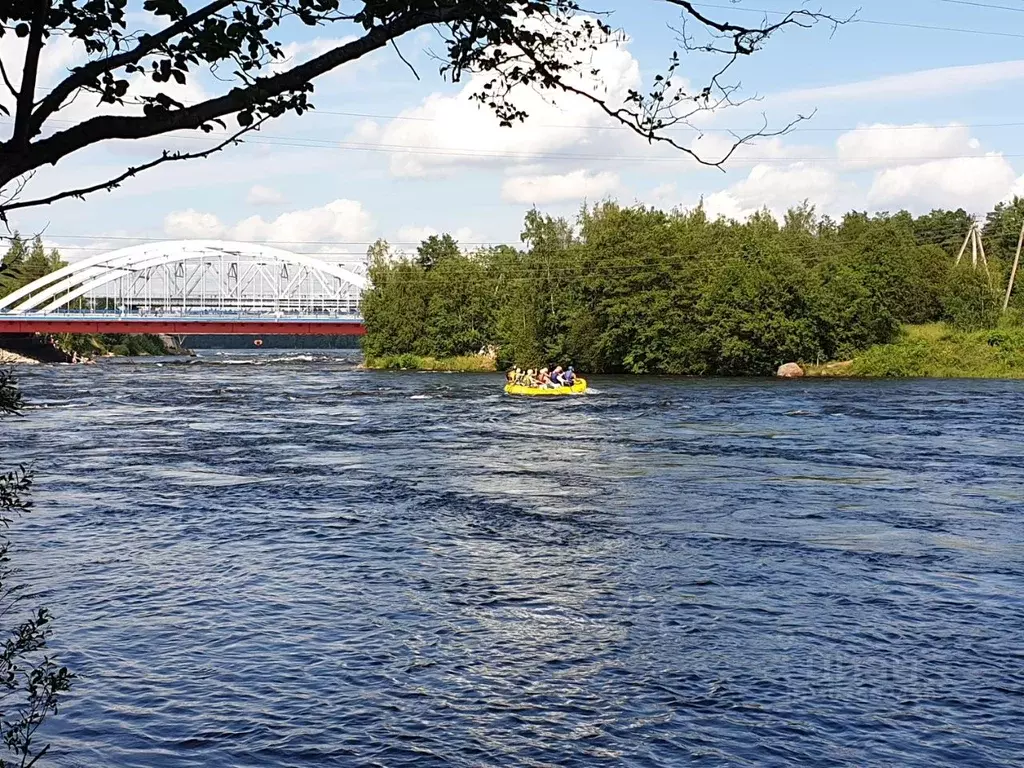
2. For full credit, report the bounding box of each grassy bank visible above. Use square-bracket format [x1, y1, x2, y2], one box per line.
[364, 353, 497, 372]
[57, 333, 183, 358]
[807, 324, 1024, 378]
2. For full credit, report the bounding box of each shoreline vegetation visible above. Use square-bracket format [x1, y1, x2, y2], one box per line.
[363, 324, 1024, 379]
[806, 323, 1024, 379]
[363, 353, 497, 372]
[362, 200, 1024, 379]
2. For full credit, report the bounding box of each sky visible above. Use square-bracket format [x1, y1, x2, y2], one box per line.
[3, 0, 1024, 268]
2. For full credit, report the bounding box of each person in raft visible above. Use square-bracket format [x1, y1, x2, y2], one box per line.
[508, 366, 578, 388]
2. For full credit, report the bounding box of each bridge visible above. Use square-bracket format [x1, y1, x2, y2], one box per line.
[0, 240, 366, 335]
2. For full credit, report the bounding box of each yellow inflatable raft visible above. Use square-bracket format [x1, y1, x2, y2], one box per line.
[504, 378, 587, 397]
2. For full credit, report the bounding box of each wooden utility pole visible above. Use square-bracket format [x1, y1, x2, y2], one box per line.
[955, 228, 971, 265]
[1003, 220, 1024, 312]
[954, 222, 990, 278]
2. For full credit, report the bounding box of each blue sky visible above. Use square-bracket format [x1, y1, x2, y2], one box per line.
[3, 0, 1024, 266]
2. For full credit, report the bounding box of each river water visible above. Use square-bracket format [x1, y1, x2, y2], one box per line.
[3, 351, 1023, 767]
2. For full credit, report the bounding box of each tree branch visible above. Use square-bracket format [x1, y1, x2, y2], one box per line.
[12, 0, 50, 147]
[29, 0, 236, 137]
[507, 37, 795, 169]
[0, 118, 266, 221]
[1, 5, 469, 187]
[0, 56, 18, 105]
[665, 1, 840, 54]
[391, 39, 420, 81]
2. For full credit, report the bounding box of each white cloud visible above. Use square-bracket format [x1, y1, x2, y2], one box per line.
[695, 123, 1022, 220]
[501, 169, 619, 204]
[245, 185, 286, 206]
[701, 163, 850, 221]
[163, 199, 375, 252]
[357, 16, 641, 177]
[868, 155, 1019, 212]
[1008, 174, 1024, 201]
[649, 182, 678, 205]
[44, 237, 144, 264]
[777, 59, 1024, 104]
[836, 123, 980, 170]
[163, 209, 226, 239]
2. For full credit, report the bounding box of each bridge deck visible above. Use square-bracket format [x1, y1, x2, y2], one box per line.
[0, 315, 366, 336]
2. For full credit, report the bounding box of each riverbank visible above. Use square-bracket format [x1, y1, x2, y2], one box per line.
[0, 333, 191, 364]
[805, 324, 1024, 378]
[0, 348, 40, 365]
[363, 353, 497, 372]
[57, 333, 192, 359]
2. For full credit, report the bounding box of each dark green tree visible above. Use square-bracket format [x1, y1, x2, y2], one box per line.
[941, 264, 1001, 331]
[983, 197, 1024, 268]
[0, 235, 29, 298]
[360, 241, 429, 358]
[0, 236, 63, 299]
[362, 199, 1019, 376]
[422, 253, 493, 357]
[914, 208, 974, 258]
[695, 247, 821, 375]
[416, 234, 460, 272]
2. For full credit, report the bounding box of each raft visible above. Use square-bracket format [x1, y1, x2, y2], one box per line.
[504, 378, 587, 397]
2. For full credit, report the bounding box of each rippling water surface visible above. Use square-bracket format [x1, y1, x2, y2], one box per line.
[4, 350, 1024, 767]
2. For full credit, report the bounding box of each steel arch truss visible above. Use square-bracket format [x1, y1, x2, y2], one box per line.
[0, 240, 368, 316]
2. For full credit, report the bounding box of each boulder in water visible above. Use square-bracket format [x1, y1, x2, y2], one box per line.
[777, 362, 804, 378]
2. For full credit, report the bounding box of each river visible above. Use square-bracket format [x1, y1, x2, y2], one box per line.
[4, 350, 1023, 767]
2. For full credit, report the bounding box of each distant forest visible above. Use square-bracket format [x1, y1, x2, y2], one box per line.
[361, 199, 1024, 376]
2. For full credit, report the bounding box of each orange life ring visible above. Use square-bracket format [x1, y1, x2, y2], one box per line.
[254, 339, 263, 347]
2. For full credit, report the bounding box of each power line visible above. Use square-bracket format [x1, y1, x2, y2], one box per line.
[936, 0, 1024, 12]
[31, 229, 989, 256]
[18, 124, 1018, 163]
[281, 113, 1024, 135]
[8, 114, 1015, 162]
[691, 2, 1024, 39]
[11, 109, 1024, 136]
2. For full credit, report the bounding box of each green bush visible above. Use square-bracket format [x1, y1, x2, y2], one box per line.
[941, 265, 1001, 330]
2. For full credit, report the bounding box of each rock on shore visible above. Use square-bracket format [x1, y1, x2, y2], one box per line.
[0, 348, 40, 365]
[776, 362, 805, 378]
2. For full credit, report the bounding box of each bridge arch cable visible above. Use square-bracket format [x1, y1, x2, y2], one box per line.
[0, 240, 368, 316]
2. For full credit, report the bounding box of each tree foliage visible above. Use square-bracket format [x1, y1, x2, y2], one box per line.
[0, 235, 64, 299]
[363, 202, 1013, 375]
[0, 1, 839, 219]
[416, 234, 460, 272]
[0, 371, 73, 768]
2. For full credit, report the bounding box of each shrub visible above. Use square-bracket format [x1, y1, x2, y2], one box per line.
[941, 265, 1001, 330]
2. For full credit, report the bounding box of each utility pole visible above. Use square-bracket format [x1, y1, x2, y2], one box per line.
[1003, 220, 1024, 312]
[954, 222, 990, 279]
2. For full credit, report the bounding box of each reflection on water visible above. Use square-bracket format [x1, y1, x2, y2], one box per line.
[5, 350, 1024, 767]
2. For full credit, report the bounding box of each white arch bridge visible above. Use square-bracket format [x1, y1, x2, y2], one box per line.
[0, 240, 367, 335]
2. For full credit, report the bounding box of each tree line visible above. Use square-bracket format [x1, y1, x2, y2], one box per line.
[361, 199, 1024, 375]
